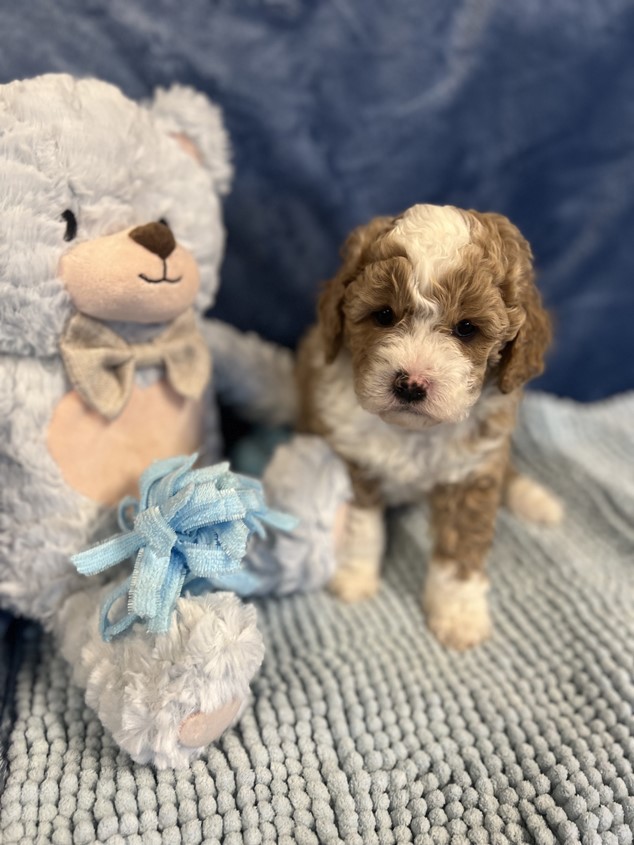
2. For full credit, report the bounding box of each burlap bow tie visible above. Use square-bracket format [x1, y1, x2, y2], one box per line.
[59, 309, 211, 420]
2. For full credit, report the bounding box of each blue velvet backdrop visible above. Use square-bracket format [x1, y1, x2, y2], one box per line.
[1, 0, 633, 400]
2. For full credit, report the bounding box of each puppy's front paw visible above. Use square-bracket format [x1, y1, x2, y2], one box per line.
[330, 501, 384, 602]
[423, 563, 491, 650]
[426, 601, 492, 650]
[328, 567, 380, 603]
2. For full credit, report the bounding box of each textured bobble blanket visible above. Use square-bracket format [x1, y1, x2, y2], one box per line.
[1, 392, 633, 844]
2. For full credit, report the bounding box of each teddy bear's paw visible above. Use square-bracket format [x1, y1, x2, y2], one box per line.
[79, 591, 264, 768]
[252, 435, 353, 595]
[179, 700, 242, 748]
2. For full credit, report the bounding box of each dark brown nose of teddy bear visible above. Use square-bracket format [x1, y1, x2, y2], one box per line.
[129, 222, 176, 260]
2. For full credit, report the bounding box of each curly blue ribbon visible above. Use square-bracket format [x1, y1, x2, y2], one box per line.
[72, 454, 297, 641]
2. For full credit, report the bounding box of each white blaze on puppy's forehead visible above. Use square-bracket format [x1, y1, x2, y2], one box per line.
[387, 204, 472, 304]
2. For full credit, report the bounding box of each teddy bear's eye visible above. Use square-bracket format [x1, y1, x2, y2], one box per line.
[158, 218, 170, 229]
[61, 210, 78, 242]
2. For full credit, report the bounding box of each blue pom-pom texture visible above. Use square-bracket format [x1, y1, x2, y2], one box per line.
[72, 454, 296, 641]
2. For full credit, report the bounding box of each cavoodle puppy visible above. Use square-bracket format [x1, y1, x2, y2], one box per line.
[297, 204, 562, 650]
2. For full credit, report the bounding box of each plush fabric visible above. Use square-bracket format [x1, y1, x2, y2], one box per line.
[71, 455, 293, 639]
[1, 392, 633, 842]
[0, 1, 632, 399]
[0, 75, 332, 769]
[0, 75, 230, 627]
[1, 0, 633, 825]
[0, 76, 226, 359]
[58, 309, 211, 421]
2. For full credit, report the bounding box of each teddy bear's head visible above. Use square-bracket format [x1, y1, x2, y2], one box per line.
[0, 74, 232, 357]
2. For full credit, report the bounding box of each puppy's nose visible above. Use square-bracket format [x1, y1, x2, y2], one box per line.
[129, 221, 176, 260]
[393, 370, 427, 404]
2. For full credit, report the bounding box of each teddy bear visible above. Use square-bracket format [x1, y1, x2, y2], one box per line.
[0, 74, 346, 769]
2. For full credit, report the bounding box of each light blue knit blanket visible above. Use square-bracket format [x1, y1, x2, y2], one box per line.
[1, 392, 633, 845]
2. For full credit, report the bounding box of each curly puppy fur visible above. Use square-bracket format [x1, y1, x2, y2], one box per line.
[297, 204, 562, 650]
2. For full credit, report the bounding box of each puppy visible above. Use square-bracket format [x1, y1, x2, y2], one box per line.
[296, 204, 562, 650]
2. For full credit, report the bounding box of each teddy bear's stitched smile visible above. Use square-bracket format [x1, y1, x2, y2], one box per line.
[138, 258, 183, 284]
[59, 228, 201, 322]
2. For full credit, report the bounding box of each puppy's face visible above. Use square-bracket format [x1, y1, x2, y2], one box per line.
[319, 205, 550, 429]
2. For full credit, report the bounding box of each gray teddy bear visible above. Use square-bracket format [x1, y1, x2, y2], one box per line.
[0, 74, 346, 768]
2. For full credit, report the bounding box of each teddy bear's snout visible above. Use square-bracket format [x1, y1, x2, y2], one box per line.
[59, 218, 200, 323]
[129, 221, 176, 260]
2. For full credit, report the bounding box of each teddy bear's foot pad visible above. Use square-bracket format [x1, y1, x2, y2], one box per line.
[58, 589, 264, 768]
[179, 699, 242, 748]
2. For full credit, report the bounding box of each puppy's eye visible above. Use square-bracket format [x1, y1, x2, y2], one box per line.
[61, 210, 77, 242]
[158, 218, 170, 228]
[453, 320, 479, 340]
[373, 307, 395, 327]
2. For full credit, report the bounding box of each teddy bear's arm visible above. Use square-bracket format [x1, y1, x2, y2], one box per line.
[202, 319, 297, 427]
[0, 355, 13, 433]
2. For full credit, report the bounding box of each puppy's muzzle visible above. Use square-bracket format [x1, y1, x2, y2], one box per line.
[392, 370, 427, 404]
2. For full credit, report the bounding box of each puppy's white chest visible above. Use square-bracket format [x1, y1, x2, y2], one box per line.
[334, 411, 488, 504]
[317, 364, 504, 505]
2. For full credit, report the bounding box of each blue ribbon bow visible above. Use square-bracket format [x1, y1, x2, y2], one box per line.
[72, 454, 296, 641]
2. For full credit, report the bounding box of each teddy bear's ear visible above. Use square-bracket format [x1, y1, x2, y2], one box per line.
[149, 85, 233, 196]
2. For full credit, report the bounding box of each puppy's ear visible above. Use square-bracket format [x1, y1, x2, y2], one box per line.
[498, 281, 551, 393]
[478, 212, 551, 393]
[319, 216, 394, 363]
